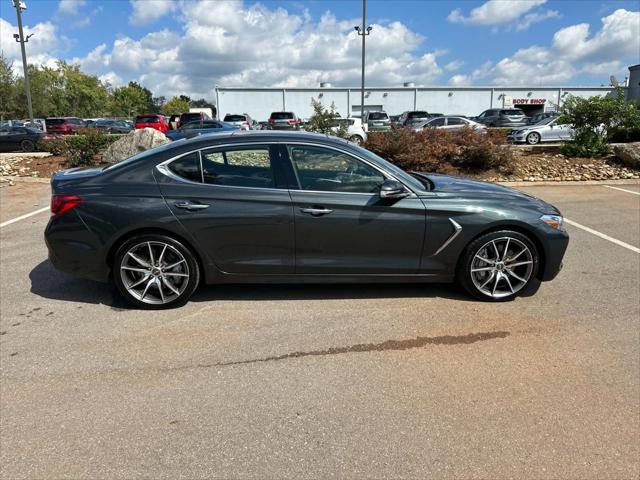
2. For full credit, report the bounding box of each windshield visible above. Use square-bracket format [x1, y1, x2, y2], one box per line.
[224, 115, 246, 122]
[136, 115, 159, 123]
[45, 118, 65, 126]
[367, 112, 388, 120]
[503, 110, 524, 116]
[408, 111, 429, 119]
[535, 117, 557, 126]
[271, 112, 294, 119]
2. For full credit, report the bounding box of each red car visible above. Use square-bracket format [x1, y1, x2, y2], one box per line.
[45, 117, 85, 135]
[134, 114, 169, 133]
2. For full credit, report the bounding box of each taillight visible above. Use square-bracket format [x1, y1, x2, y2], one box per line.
[268, 118, 274, 124]
[51, 194, 82, 217]
[287, 119, 297, 125]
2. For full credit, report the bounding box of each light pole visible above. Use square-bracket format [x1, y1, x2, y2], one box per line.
[354, 0, 372, 122]
[12, 0, 34, 124]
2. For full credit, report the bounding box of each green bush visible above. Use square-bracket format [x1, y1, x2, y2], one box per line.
[304, 98, 348, 139]
[38, 129, 123, 166]
[560, 131, 610, 157]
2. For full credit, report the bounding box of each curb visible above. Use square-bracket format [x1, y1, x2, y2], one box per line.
[0, 176, 50, 184]
[498, 179, 640, 187]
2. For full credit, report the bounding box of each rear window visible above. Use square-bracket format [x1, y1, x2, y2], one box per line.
[502, 110, 524, 116]
[136, 115, 160, 123]
[45, 118, 66, 126]
[408, 111, 429, 119]
[180, 113, 201, 123]
[224, 115, 246, 122]
[270, 112, 294, 120]
[367, 112, 388, 120]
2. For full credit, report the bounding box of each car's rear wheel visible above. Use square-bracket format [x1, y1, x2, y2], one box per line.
[21, 139, 35, 152]
[526, 132, 541, 145]
[113, 234, 200, 309]
[457, 230, 539, 301]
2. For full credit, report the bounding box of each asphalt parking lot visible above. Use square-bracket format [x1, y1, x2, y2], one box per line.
[1, 180, 639, 479]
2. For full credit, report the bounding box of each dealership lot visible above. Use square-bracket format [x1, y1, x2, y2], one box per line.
[0, 181, 638, 478]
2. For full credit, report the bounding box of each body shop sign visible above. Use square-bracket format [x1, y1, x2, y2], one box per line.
[513, 98, 547, 105]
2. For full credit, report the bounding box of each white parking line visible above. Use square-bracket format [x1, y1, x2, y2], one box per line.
[564, 218, 640, 254]
[0, 207, 50, 228]
[603, 185, 640, 196]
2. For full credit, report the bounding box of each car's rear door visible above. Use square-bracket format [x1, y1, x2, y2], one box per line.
[156, 143, 295, 274]
[284, 143, 426, 274]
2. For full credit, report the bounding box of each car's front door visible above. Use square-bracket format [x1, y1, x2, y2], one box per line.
[156, 144, 295, 274]
[284, 144, 426, 274]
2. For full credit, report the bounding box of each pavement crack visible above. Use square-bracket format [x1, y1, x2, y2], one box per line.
[210, 331, 510, 367]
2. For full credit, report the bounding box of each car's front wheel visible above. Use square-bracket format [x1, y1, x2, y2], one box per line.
[113, 234, 200, 309]
[349, 135, 364, 145]
[457, 230, 539, 301]
[526, 132, 541, 145]
[21, 139, 35, 152]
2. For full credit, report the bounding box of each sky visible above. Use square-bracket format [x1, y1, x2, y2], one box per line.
[1, 0, 639, 100]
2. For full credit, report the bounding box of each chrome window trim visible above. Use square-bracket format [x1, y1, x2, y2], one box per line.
[155, 140, 418, 197]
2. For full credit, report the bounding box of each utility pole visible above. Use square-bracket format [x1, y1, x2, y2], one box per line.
[13, 0, 34, 124]
[354, 0, 372, 122]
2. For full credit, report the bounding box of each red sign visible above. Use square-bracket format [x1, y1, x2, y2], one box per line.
[513, 98, 547, 105]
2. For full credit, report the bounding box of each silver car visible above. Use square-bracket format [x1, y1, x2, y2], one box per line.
[415, 116, 486, 132]
[508, 117, 574, 145]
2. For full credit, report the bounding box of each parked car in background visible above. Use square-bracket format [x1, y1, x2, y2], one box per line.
[0, 125, 56, 152]
[527, 111, 559, 125]
[255, 121, 270, 130]
[389, 114, 402, 126]
[476, 108, 528, 128]
[179, 111, 211, 128]
[134, 114, 170, 133]
[268, 112, 301, 130]
[363, 111, 391, 132]
[45, 117, 85, 135]
[415, 116, 486, 132]
[93, 119, 134, 134]
[223, 113, 257, 130]
[398, 110, 431, 127]
[165, 120, 238, 141]
[332, 117, 367, 145]
[44, 130, 569, 308]
[168, 115, 180, 130]
[508, 117, 574, 145]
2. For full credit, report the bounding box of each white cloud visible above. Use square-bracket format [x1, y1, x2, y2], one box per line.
[0, 18, 61, 70]
[129, 0, 176, 26]
[449, 74, 471, 86]
[445, 60, 464, 72]
[448, 0, 548, 26]
[57, 0, 86, 15]
[468, 9, 640, 85]
[513, 9, 561, 31]
[73, 1, 444, 98]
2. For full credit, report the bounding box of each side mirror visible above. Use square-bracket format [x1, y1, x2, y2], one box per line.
[380, 179, 410, 199]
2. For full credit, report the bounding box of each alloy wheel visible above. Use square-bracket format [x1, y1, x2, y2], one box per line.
[119, 241, 190, 305]
[469, 237, 534, 299]
[526, 132, 540, 145]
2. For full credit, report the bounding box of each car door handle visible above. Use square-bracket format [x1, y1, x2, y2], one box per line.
[300, 207, 333, 216]
[175, 201, 210, 211]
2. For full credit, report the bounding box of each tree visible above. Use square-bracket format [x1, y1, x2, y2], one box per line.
[305, 98, 348, 138]
[0, 54, 18, 120]
[109, 82, 153, 117]
[161, 96, 190, 116]
[559, 87, 640, 156]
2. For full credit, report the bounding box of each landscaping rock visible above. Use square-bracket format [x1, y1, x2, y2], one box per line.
[613, 143, 640, 168]
[102, 128, 169, 164]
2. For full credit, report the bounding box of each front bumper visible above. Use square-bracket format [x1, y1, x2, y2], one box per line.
[538, 229, 569, 281]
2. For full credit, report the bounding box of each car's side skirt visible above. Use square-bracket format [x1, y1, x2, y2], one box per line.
[207, 273, 454, 285]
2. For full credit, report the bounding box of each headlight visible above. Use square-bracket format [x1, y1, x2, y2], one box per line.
[541, 214, 564, 231]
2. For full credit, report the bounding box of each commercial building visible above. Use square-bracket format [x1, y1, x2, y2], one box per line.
[215, 65, 638, 121]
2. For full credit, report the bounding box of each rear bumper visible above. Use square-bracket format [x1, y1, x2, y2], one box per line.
[45, 213, 110, 282]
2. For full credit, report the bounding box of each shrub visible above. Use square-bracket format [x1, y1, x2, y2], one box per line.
[560, 131, 610, 157]
[38, 129, 123, 166]
[364, 126, 514, 175]
[305, 98, 348, 139]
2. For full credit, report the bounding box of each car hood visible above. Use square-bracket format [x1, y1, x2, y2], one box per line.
[414, 173, 560, 214]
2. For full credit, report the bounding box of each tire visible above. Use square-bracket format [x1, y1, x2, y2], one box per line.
[21, 139, 35, 152]
[457, 230, 539, 302]
[113, 234, 200, 309]
[349, 135, 364, 145]
[526, 132, 541, 145]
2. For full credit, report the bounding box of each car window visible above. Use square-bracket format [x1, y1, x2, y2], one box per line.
[502, 110, 524, 116]
[224, 115, 246, 122]
[427, 117, 446, 127]
[45, 118, 65, 126]
[136, 115, 159, 123]
[168, 152, 202, 183]
[288, 145, 384, 194]
[367, 112, 388, 120]
[201, 147, 275, 188]
[447, 118, 466, 126]
[270, 112, 295, 120]
[408, 111, 429, 119]
[202, 122, 222, 129]
[181, 122, 202, 130]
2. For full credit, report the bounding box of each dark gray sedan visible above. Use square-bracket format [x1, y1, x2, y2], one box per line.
[45, 131, 568, 309]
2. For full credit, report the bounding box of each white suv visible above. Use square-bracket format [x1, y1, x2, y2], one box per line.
[332, 118, 368, 145]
